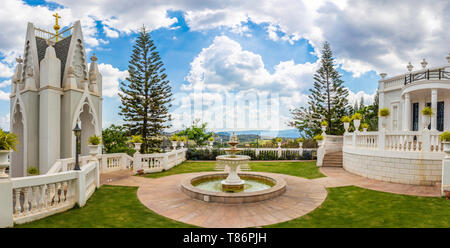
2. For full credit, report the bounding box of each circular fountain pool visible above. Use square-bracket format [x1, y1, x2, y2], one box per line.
[181, 173, 286, 204]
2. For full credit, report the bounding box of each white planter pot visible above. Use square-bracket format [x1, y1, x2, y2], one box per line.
[318, 140, 324, 147]
[343, 122, 350, 132]
[298, 142, 303, 148]
[172, 141, 178, 149]
[88, 145, 99, 156]
[423, 116, 431, 130]
[321, 126, 327, 134]
[134, 143, 142, 153]
[353, 119, 361, 131]
[209, 141, 214, 147]
[363, 128, 367, 132]
[381, 116, 387, 130]
[180, 142, 184, 148]
[0, 150, 11, 178]
[443, 142, 450, 158]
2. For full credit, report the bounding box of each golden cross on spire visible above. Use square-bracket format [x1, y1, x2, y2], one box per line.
[53, 13, 61, 41]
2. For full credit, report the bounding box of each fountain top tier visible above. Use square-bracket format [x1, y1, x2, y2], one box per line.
[225, 132, 241, 156]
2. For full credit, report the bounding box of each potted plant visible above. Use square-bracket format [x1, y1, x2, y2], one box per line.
[208, 136, 214, 147]
[130, 135, 143, 153]
[440, 132, 450, 158]
[179, 136, 187, 148]
[314, 134, 324, 146]
[88, 135, 101, 158]
[296, 137, 304, 148]
[27, 166, 39, 176]
[352, 113, 362, 131]
[378, 108, 390, 130]
[0, 130, 18, 178]
[341, 116, 351, 132]
[275, 137, 283, 148]
[320, 120, 328, 132]
[361, 123, 369, 132]
[421, 106, 433, 130]
[170, 135, 179, 149]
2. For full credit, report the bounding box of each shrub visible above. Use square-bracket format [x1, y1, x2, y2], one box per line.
[352, 113, 362, 120]
[421, 106, 433, 116]
[27, 166, 39, 176]
[313, 134, 324, 141]
[341, 116, 351, 123]
[129, 135, 143, 144]
[0, 129, 18, 151]
[378, 108, 390, 117]
[88, 135, 101, 145]
[208, 137, 214, 142]
[180, 136, 188, 142]
[361, 123, 369, 129]
[170, 135, 179, 141]
[440, 132, 450, 142]
[321, 120, 328, 126]
[296, 137, 304, 143]
[275, 137, 283, 143]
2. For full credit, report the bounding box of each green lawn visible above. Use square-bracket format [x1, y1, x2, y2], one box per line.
[16, 185, 195, 228]
[143, 161, 324, 179]
[267, 186, 450, 228]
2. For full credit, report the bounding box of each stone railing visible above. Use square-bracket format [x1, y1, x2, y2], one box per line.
[1, 159, 100, 227]
[194, 147, 315, 159]
[344, 130, 443, 153]
[98, 153, 134, 173]
[133, 148, 187, 173]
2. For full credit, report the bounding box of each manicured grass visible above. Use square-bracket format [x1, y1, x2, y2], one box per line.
[16, 185, 196, 228]
[266, 186, 450, 228]
[143, 161, 324, 179]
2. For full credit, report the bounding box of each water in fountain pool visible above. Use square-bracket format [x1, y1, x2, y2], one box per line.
[194, 178, 273, 193]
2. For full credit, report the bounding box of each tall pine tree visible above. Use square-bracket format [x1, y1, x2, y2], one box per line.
[290, 42, 349, 136]
[119, 26, 172, 152]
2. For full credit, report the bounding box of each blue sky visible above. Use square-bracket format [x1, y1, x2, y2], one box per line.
[0, 0, 448, 132]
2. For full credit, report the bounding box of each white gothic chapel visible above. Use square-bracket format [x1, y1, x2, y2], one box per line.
[9, 15, 103, 177]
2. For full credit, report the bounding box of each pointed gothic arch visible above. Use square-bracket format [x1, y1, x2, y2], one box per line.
[10, 95, 27, 177]
[70, 88, 101, 157]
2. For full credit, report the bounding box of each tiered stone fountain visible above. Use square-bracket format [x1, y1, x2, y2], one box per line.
[216, 132, 250, 192]
[181, 131, 287, 204]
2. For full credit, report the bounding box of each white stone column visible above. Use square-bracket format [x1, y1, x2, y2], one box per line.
[378, 81, 385, 131]
[403, 93, 411, 131]
[431, 88, 437, 131]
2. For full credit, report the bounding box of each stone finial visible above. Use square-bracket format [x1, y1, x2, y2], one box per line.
[90, 53, 98, 62]
[447, 53, 450, 64]
[380, 73, 387, 79]
[421, 58, 428, 69]
[68, 66, 75, 78]
[407, 62, 413, 72]
[16, 56, 23, 64]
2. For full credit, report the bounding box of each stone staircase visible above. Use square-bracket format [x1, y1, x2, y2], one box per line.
[322, 151, 343, 167]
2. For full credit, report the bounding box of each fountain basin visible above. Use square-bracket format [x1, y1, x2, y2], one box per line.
[181, 172, 286, 204]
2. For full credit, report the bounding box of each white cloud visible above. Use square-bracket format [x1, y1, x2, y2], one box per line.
[0, 113, 9, 130]
[0, 80, 10, 88]
[346, 88, 375, 106]
[0, 90, 8, 100]
[97, 63, 128, 98]
[103, 26, 119, 38]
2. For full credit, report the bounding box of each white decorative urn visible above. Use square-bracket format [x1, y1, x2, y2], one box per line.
[180, 142, 184, 148]
[363, 128, 368, 132]
[381, 116, 387, 130]
[209, 141, 214, 147]
[277, 142, 282, 148]
[321, 126, 327, 134]
[443, 141, 450, 158]
[134, 143, 142, 153]
[318, 140, 324, 147]
[344, 122, 350, 133]
[298, 142, 303, 149]
[0, 150, 10, 178]
[88, 145, 99, 161]
[172, 141, 178, 150]
[353, 119, 361, 132]
[423, 117, 431, 130]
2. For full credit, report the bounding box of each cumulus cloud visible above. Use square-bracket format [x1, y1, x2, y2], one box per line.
[347, 88, 375, 106]
[0, 113, 9, 130]
[97, 63, 128, 98]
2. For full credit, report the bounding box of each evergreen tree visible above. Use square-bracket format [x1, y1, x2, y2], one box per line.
[290, 42, 349, 136]
[119, 26, 172, 152]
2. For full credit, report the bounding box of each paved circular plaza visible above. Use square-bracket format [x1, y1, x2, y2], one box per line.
[136, 172, 327, 228]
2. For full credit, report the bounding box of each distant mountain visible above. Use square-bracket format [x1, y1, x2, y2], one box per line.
[216, 129, 301, 138]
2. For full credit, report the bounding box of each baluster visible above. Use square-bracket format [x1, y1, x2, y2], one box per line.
[23, 187, 30, 215]
[47, 184, 54, 208]
[14, 188, 22, 217]
[54, 183, 60, 205]
[38, 185, 45, 211]
[60, 182, 67, 203]
[31, 186, 38, 213]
